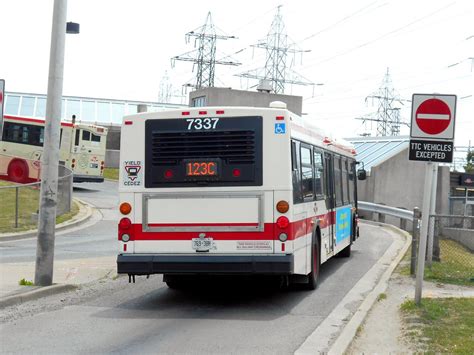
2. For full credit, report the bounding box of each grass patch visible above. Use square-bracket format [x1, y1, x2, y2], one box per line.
[425, 239, 474, 287]
[401, 298, 474, 354]
[103, 168, 119, 181]
[396, 239, 473, 286]
[377, 292, 387, 301]
[18, 278, 34, 286]
[0, 182, 80, 233]
[0, 181, 40, 233]
[55, 200, 80, 225]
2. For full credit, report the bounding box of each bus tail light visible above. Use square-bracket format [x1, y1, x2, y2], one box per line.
[120, 202, 132, 215]
[276, 200, 289, 213]
[232, 168, 241, 177]
[276, 216, 290, 229]
[119, 217, 132, 230]
[164, 169, 173, 179]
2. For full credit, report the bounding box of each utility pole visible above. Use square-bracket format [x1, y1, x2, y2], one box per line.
[34, 0, 68, 286]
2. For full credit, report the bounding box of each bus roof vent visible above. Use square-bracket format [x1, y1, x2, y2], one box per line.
[269, 101, 287, 109]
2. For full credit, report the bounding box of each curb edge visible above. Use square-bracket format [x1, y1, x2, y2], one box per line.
[327, 222, 412, 355]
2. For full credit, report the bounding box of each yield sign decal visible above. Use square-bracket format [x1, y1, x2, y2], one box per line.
[415, 98, 451, 135]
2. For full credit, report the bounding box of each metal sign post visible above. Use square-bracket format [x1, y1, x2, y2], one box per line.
[409, 93, 456, 305]
[0, 79, 4, 140]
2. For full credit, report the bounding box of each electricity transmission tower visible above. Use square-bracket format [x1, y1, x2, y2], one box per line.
[158, 71, 186, 104]
[237, 6, 314, 94]
[171, 12, 240, 89]
[356, 68, 409, 136]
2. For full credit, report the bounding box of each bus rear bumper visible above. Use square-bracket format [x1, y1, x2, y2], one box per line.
[117, 254, 294, 275]
[73, 174, 104, 183]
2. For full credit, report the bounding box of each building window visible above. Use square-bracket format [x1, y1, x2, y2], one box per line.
[97, 102, 110, 122]
[192, 96, 206, 107]
[20, 96, 35, 116]
[35, 97, 47, 118]
[5, 95, 20, 115]
[82, 100, 96, 121]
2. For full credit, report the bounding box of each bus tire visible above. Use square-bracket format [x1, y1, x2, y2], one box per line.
[339, 243, 351, 258]
[305, 234, 320, 290]
[164, 274, 184, 289]
[7, 159, 29, 184]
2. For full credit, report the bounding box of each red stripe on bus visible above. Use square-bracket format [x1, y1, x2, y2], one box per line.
[122, 213, 339, 241]
[5, 115, 74, 127]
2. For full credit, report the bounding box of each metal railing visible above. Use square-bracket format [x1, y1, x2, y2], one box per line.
[0, 165, 73, 233]
[358, 201, 420, 275]
[358, 201, 414, 221]
[358, 201, 474, 283]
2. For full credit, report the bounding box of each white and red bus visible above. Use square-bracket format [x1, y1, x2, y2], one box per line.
[117, 102, 361, 289]
[0, 115, 108, 183]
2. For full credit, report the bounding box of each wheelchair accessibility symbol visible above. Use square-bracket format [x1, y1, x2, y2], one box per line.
[274, 123, 286, 134]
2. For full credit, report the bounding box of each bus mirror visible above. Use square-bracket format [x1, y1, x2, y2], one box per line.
[357, 168, 367, 181]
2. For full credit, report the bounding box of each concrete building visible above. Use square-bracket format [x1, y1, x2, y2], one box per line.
[189, 87, 303, 115]
[4, 92, 186, 167]
[349, 136, 450, 226]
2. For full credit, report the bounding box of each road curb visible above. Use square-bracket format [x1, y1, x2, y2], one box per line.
[0, 198, 94, 242]
[294, 222, 412, 355]
[328, 223, 412, 355]
[0, 284, 78, 309]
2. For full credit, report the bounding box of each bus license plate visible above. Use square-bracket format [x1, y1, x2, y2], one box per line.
[90, 163, 99, 169]
[192, 238, 214, 251]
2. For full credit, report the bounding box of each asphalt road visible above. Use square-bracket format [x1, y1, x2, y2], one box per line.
[0, 180, 118, 263]
[0, 223, 394, 354]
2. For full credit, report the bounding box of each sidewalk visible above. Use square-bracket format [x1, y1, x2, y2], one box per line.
[0, 256, 116, 306]
[348, 272, 474, 353]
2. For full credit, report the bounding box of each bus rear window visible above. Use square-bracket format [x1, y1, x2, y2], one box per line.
[144, 116, 263, 188]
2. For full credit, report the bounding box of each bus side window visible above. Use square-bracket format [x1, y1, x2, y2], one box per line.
[334, 156, 343, 207]
[314, 149, 324, 200]
[82, 130, 91, 141]
[348, 161, 356, 204]
[91, 133, 101, 142]
[291, 140, 303, 204]
[300, 144, 314, 201]
[75, 129, 80, 146]
[342, 159, 349, 205]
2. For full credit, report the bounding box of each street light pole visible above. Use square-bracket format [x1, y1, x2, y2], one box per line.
[34, 0, 68, 286]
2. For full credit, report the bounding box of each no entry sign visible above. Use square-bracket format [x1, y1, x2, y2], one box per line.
[410, 94, 456, 140]
[409, 94, 456, 163]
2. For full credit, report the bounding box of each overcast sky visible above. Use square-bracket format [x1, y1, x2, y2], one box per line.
[1, 0, 472, 146]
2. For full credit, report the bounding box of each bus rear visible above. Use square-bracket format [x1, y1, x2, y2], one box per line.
[117, 105, 297, 282]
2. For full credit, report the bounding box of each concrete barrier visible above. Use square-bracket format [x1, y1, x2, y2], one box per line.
[105, 149, 120, 168]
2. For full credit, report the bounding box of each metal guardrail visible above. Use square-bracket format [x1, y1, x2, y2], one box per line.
[358, 201, 414, 221]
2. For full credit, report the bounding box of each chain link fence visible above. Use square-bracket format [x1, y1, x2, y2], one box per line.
[0, 164, 73, 233]
[424, 215, 474, 285]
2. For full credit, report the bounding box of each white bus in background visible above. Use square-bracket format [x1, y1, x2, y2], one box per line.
[0, 115, 108, 183]
[117, 102, 363, 289]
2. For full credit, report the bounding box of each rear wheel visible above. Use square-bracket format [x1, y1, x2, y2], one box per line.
[164, 274, 185, 289]
[7, 159, 29, 183]
[305, 236, 320, 290]
[338, 243, 351, 258]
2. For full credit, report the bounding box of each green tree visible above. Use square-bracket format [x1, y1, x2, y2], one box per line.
[464, 149, 474, 173]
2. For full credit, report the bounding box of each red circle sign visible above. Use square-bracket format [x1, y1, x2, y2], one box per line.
[415, 98, 451, 135]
